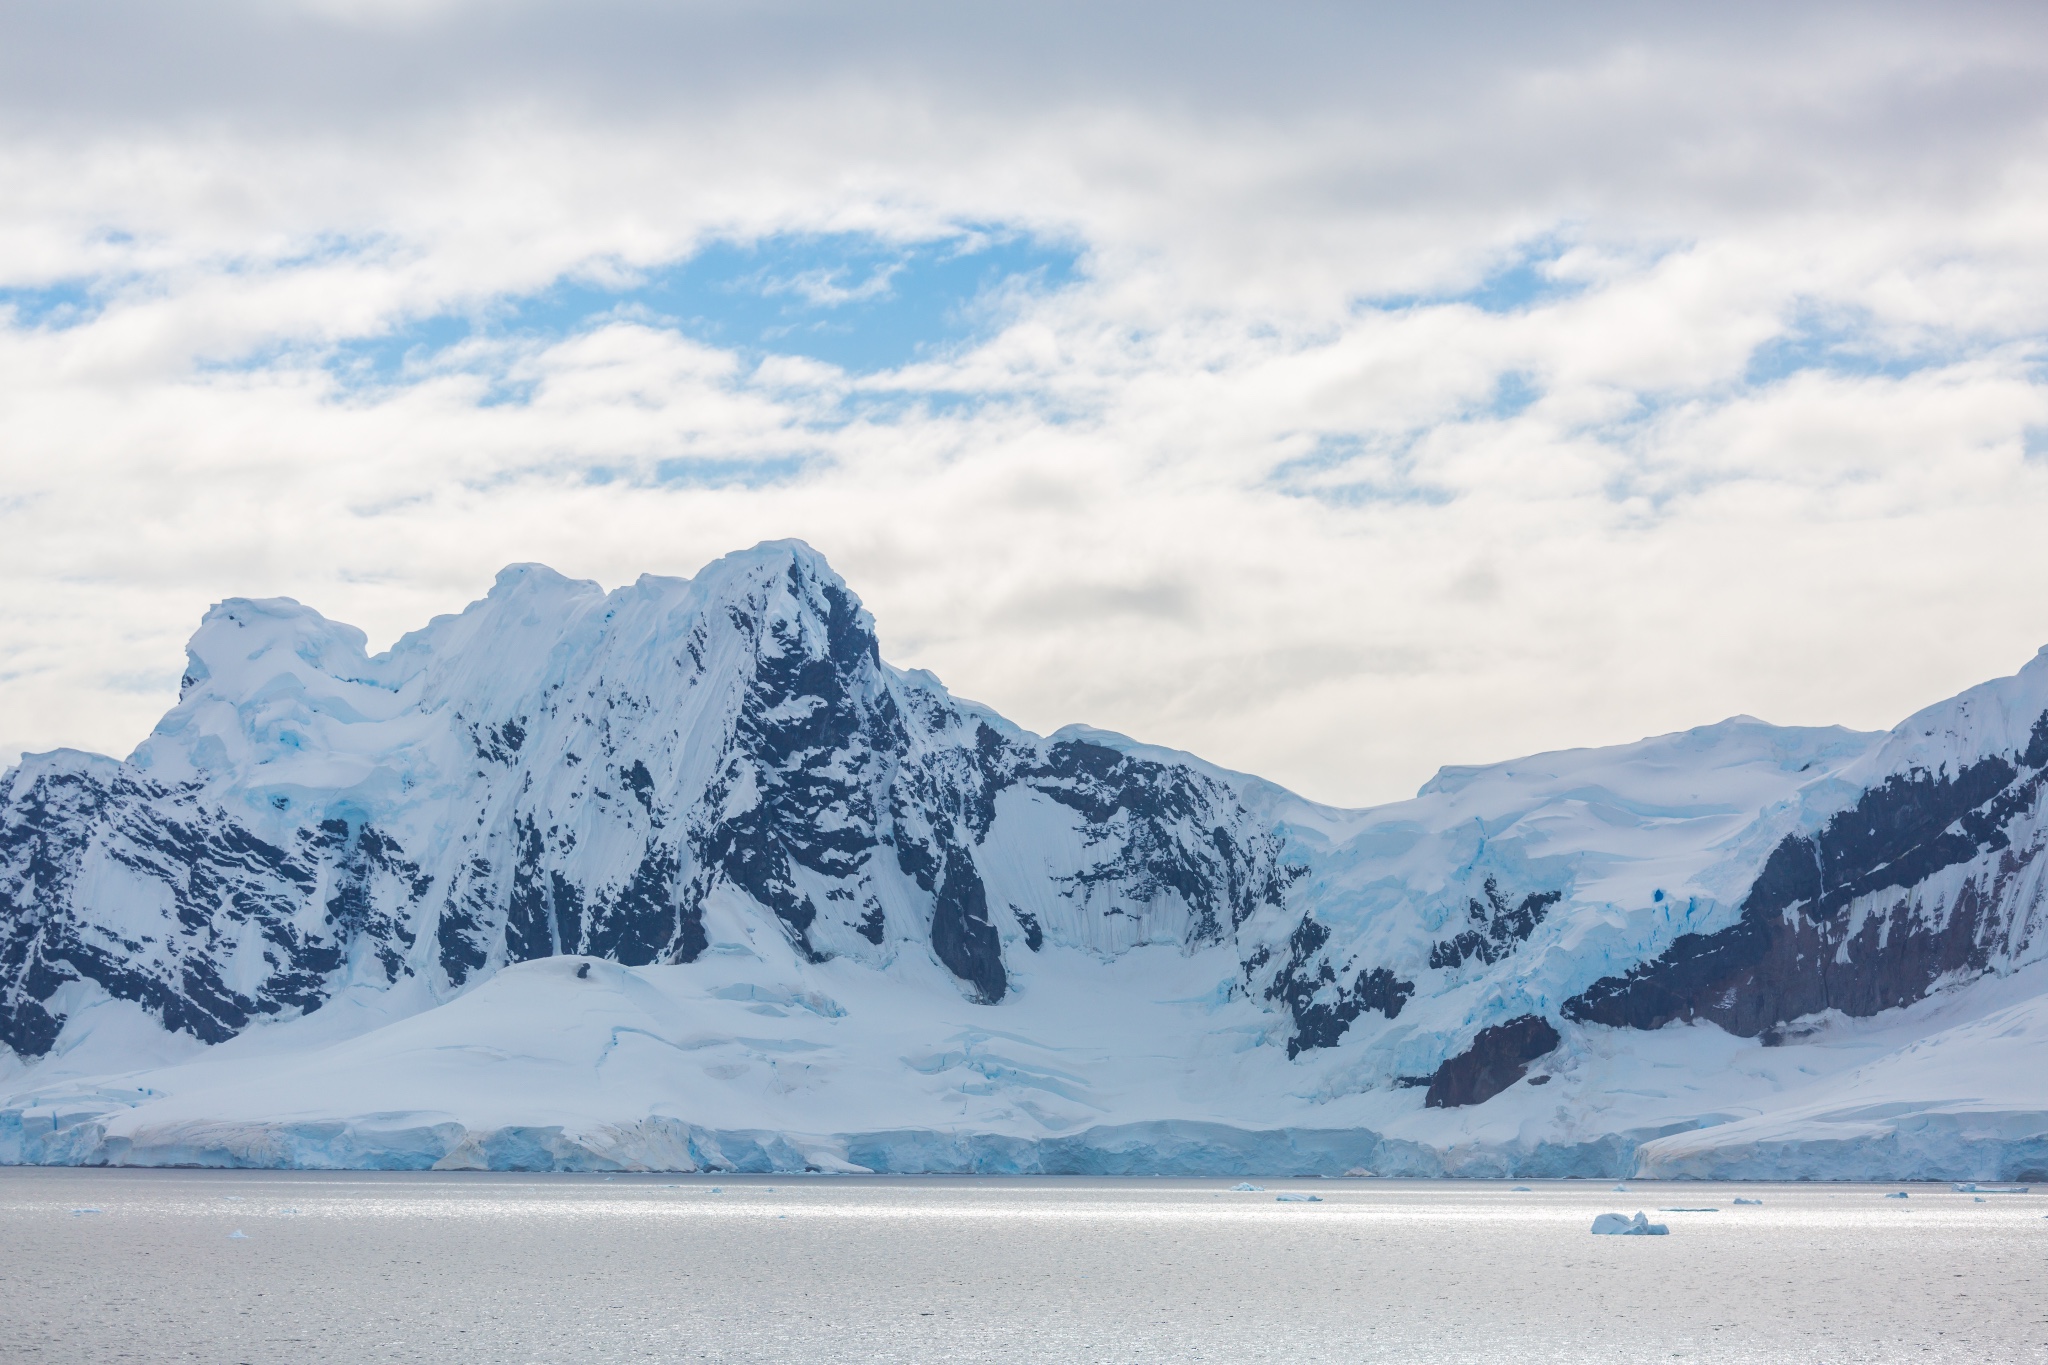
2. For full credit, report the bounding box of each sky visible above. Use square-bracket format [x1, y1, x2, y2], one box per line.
[3, 0, 2048, 807]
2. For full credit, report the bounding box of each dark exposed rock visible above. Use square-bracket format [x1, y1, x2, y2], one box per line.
[687, 557, 903, 964]
[0, 759, 433, 1057]
[436, 857, 493, 986]
[582, 843, 682, 967]
[1423, 1015, 1560, 1108]
[1015, 739, 1301, 943]
[504, 815, 553, 964]
[1014, 909, 1044, 952]
[1428, 879, 1560, 971]
[312, 818, 425, 984]
[1565, 730, 2048, 1037]
[467, 718, 527, 765]
[928, 848, 1006, 1003]
[1265, 916, 1416, 1059]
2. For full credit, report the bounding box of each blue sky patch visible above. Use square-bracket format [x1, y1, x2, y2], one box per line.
[326, 228, 1081, 390]
[651, 454, 818, 488]
[1266, 432, 1454, 507]
[1365, 240, 1587, 316]
[1745, 303, 1950, 385]
[0, 280, 100, 329]
[1487, 370, 1540, 418]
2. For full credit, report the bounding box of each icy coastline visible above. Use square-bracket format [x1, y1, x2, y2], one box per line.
[8, 1111, 2045, 1179]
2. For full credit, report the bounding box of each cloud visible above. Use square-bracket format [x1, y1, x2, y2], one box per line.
[1, 2, 2048, 805]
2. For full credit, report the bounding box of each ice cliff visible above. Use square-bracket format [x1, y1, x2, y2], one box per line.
[4, 541, 2047, 1178]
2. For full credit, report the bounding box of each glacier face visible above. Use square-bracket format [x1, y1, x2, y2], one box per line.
[5, 540, 2048, 1178]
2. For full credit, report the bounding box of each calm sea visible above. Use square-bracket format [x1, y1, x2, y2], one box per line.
[2, 1169, 2042, 1363]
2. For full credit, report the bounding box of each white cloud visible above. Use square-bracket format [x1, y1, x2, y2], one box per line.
[2, 3, 2048, 805]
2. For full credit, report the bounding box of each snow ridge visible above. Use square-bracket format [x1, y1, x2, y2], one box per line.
[6, 542, 2048, 1178]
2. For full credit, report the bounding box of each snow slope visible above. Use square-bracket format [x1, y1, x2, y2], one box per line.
[4, 541, 2047, 1177]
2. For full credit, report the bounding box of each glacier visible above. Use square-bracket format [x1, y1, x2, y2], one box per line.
[4, 539, 2048, 1178]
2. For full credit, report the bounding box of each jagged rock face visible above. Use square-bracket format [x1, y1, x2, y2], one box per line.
[1249, 915, 1413, 1060]
[0, 757, 425, 1056]
[1565, 713, 2048, 1037]
[0, 544, 1298, 1053]
[1428, 880, 1561, 971]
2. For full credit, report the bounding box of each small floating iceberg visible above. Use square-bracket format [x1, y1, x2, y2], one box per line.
[1732, 1198, 1763, 1206]
[1229, 1183, 1265, 1192]
[1658, 1207, 1718, 1213]
[70, 1207, 103, 1216]
[1884, 1192, 1909, 1199]
[227, 1230, 248, 1240]
[1611, 1184, 1629, 1193]
[1590, 1212, 1668, 1236]
[1512, 1186, 1532, 1192]
[1275, 1194, 1323, 1203]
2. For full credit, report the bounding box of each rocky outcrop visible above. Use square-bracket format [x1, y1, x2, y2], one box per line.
[1427, 878, 1559, 971]
[0, 754, 433, 1058]
[1565, 718, 2048, 1038]
[1423, 1015, 1560, 1108]
[1253, 915, 1413, 1059]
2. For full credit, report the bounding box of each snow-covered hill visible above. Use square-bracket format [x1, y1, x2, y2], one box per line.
[4, 541, 2046, 1178]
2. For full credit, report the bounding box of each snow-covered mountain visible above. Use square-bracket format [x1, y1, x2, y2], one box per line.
[4, 541, 2046, 1179]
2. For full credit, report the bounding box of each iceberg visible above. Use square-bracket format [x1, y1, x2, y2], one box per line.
[1275, 1193, 1322, 1202]
[1590, 1212, 1668, 1236]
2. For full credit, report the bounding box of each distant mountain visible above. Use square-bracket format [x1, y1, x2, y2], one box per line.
[4, 541, 2045, 1178]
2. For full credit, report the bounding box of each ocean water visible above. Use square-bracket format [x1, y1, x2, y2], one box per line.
[2, 1170, 2044, 1364]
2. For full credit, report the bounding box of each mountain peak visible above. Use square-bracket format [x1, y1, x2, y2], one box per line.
[8, 550, 2048, 1181]
[487, 562, 598, 600]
